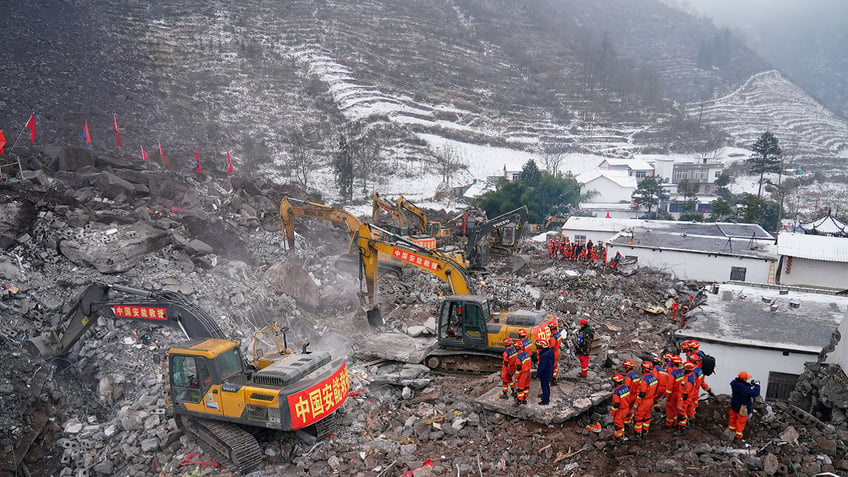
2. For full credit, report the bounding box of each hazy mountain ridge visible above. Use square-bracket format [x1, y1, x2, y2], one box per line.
[1, 0, 844, 179]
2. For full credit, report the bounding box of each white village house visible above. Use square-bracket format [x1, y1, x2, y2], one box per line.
[576, 171, 638, 219]
[559, 217, 778, 283]
[676, 283, 848, 401]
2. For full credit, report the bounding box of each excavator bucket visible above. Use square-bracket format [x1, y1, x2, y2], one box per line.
[366, 306, 384, 328]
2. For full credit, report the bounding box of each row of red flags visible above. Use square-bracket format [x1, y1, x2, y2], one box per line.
[1, 114, 234, 174]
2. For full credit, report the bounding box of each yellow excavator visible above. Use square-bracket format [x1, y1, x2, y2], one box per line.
[356, 223, 557, 372]
[372, 192, 410, 237]
[396, 195, 453, 243]
[280, 195, 363, 252]
[27, 283, 348, 473]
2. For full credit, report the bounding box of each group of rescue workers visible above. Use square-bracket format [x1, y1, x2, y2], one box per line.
[500, 323, 763, 444]
[547, 235, 607, 264]
[500, 319, 594, 406]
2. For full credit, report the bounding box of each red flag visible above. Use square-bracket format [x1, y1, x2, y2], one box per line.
[113, 114, 122, 147]
[83, 121, 91, 147]
[0, 129, 6, 155]
[141, 145, 148, 160]
[195, 148, 201, 173]
[226, 151, 233, 174]
[25, 114, 36, 142]
[158, 140, 166, 165]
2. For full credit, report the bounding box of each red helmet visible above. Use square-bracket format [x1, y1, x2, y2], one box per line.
[689, 340, 700, 350]
[680, 341, 691, 351]
[663, 353, 673, 362]
[683, 362, 695, 371]
[652, 356, 663, 365]
[641, 360, 653, 371]
[548, 322, 558, 331]
[579, 319, 588, 326]
[671, 356, 683, 365]
[612, 374, 625, 384]
[504, 337, 514, 346]
[514, 340, 524, 350]
[622, 360, 634, 369]
[688, 353, 701, 363]
[518, 329, 527, 338]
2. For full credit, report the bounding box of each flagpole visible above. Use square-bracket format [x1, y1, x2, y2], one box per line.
[8, 112, 34, 151]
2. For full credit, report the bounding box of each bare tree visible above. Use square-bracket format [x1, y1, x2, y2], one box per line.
[431, 144, 468, 190]
[541, 143, 567, 177]
[288, 126, 321, 188]
[355, 129, 383, 192]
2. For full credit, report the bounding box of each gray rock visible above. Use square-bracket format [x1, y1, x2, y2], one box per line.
[140, 437, 159, 453]
[762, 453, 779, 476]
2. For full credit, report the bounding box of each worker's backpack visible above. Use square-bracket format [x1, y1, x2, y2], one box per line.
[700, 353, 716, 376]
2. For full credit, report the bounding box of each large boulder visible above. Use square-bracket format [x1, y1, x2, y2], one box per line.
[264, 261, 320, 311]
[59, 223, 170, 273]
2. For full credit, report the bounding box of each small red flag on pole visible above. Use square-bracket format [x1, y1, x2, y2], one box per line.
[195, 148, 201, 173]
[25, 114, 36, 142]
[141, 145, 148, 160]
[83, 121, 92, 148]
[158, 140, 166, 165]
[113, 114, 122, 147]
[0, 129, 6, 155]
[226, 151, 233, 174]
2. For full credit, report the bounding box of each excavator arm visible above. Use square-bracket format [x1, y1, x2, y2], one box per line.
[397, 195, 428, 234]
[28, 283, 226, 358]
[372, 193, 409, 231]
[357, 223, 473, 326]
[280, 196, 363, 251]
[465, 205, 529, 268]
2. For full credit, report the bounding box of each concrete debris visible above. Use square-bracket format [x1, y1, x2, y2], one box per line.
[0, 170, 846, 477]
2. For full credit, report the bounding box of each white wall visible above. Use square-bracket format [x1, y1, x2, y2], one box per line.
[583, 177, 634, 203]
[780, 257, 848, 290]
[561, 229, 621, 245]
[700, 342, 816, 400]
[607, 244, 774, 282]
[824, 314, 848, 370]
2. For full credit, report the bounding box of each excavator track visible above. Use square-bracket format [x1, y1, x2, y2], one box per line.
[424, 350, 502, 374]
[179, 416, 263, 474]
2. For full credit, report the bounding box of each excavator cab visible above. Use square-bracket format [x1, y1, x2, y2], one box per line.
[437, 296, 490, 349]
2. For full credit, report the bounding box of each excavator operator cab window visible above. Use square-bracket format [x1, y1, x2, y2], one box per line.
[170, 355, 211, 403]
[215, 348, 243, 380]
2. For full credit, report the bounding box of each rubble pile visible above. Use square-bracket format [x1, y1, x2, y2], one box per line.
[1, 161, 847, 476]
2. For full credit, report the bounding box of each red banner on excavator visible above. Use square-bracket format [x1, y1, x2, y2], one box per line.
[287, 361, 349, 429]
[111, 305, 168, 320]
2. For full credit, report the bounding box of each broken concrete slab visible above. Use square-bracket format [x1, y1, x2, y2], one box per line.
[352, 332, 436, 364]
[475, 375, 611, 424]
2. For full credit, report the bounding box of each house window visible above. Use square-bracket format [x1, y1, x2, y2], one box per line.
[766, 371, 799, 401]
[714, 171, 722, 178]
[574, 234, 587, 244]
[635, 170, 647, 178]
[730, 267, 747, 281]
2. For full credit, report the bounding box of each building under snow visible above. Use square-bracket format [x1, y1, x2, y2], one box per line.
[676, 282, 848, 401]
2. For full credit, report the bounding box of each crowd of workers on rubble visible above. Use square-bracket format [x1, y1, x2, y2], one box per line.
[499, 321, 761, 444]
[546, 234, 607, 264]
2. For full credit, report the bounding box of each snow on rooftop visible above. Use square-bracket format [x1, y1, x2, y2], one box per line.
[600, 158, 654, 170]
[777, 232, 848, 263]
[680, 283, 848, 352]
[575, 169, 637, 188]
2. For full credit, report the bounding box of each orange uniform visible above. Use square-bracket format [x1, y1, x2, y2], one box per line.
[633, 368, 659, 438]
[610, 375, 631, 441]
[500, 342, 518, 397]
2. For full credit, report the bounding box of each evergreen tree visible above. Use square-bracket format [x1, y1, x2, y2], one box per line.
[520, 160, 542, 187]
[333, 134, 354, 203]
[748, 131, 782, 199]
[632, 176, 666, 218]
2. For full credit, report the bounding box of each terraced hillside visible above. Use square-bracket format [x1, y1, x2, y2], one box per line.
[0, 0, 842, 183]
[686, 71, 848, 166]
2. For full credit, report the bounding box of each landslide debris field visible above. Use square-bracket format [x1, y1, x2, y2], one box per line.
[1, 169, 847, 477]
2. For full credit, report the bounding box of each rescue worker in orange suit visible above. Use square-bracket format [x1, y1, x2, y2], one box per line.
[610, 374, 631, 444]
[671, 296, 680, 323]
[665, 356, 685, 428]
[621, 360, 641, 428]
[675, 362, 697, 435]
[536, 339, 554, 405]
[517, 328, 531, 351]
[548, 322, 562, 384]
[574, 319, 593, 377]
[679, 304, 689, 328]
[500, 338, 518, 399]
[688, 340, 706, 361]
[632, 360, 658, 440]
[686, 353, 716, 420]
[728, 371, 761, 439]
[514, 340, 532, 406]
[651, 355, 670, 411]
